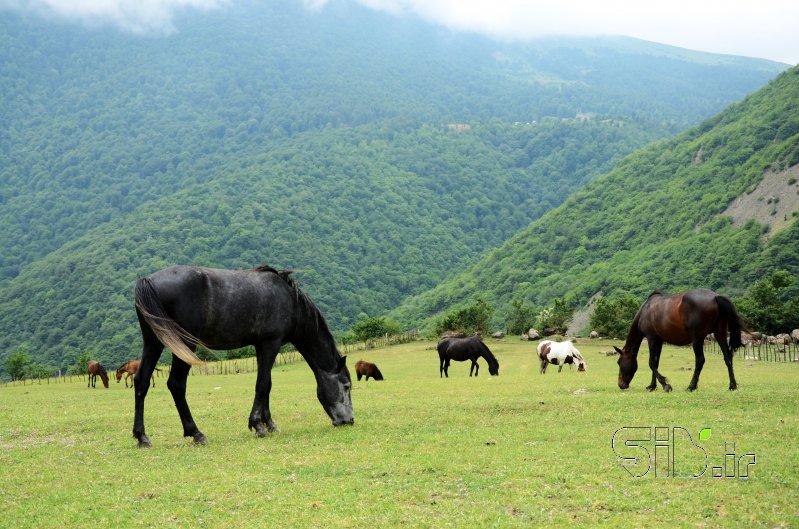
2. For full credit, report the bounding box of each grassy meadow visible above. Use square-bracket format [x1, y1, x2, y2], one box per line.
[0, 339, 797, 528]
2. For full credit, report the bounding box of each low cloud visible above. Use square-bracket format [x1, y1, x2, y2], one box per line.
[0, 0, 228, 35]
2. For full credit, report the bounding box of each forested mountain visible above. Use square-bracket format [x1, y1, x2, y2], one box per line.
[0, 0, 788, 373]
[391, 66, 799, 331]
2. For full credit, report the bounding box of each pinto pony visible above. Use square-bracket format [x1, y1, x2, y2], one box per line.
[437, 336, 499, 377]
[354, 360, 384, 381]
[615, 289, 744, 392]
[131, 264, 353, 448]
[537, 340, 586, 374]
[87, 360, 109, 388]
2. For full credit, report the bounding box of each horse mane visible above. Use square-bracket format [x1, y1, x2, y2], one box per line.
[474, 338, 499, 368]
[251, 264, 339, 357]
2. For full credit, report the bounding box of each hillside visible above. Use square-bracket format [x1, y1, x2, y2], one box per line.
[392, 67, 799, 325]
[390, 66, 799, 331]
[0, 0, 788, 372]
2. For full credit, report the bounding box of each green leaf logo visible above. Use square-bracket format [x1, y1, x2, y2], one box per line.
[699, 428, 712, 441]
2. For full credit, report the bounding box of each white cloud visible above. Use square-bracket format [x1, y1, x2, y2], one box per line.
[0, 0, 228, 34]
[1, 0, 796, 63]
[352, 0, 799, 64]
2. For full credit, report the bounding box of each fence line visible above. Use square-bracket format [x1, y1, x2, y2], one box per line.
[706, 338, 799, 362]
[1, 331, 420, 386]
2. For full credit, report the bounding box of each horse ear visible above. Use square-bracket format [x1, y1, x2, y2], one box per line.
[337, 355, 347, 371]
[613, 346, 623, 354]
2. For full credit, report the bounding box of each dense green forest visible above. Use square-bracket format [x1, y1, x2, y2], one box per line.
[391, 66, 799, 332]
[0, 0, 788, 374]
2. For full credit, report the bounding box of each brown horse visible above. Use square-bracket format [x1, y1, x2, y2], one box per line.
[116, 360, 159, 388]
[355, 360, 384, 381]
[87, 360, 109, 388]
[615, 289, 744, 392]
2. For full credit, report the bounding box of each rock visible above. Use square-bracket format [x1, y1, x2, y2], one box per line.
[527, 328, 541, 340]
[589, 331, 599, 339]
[792, 329, 799, 344]
[491, 331, 505, 339]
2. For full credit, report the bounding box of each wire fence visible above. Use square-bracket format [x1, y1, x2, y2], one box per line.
[706, 337, 799, 362]
[1, 331, 421, 387]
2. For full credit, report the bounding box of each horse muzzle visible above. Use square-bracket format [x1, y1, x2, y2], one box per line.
[332, 417, 354, 426]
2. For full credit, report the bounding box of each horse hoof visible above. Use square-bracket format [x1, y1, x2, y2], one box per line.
[193, 432, 207, 445]
[137, 436, 152, 449]
[254, 422, 279, 437]
[646, 385, 656, 392]
[663, 384, 673, 393]
[687, 385, 697, 392]
[729, 385, 738, 391]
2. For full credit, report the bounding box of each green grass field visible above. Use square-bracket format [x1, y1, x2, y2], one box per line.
[1, 339, 797, 528]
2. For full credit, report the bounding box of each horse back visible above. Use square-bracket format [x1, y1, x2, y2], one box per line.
[640, 289, 720, 345]
[142, 265, 298, 348]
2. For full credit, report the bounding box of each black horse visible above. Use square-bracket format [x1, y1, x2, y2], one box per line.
[616, 289, 744, 392]
[132, 264, 354, 448]
[437, 336, 499, 377]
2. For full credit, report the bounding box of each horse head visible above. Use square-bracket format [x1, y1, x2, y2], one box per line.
[487, 356, 500, 376]
[315, 356, 354, 426]
[615, 346, 637, 389]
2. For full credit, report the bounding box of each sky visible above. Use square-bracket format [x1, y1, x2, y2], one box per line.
[1, 0, 797, 64]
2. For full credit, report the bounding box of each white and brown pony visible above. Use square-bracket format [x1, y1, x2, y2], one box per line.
[537, 340, 587, 374]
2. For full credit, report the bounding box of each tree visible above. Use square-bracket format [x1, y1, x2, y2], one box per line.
[351, 316, 401, 342]
[436, 298, 494, 336]
[735, 270, 799, 334]
[507, 298, 536, 335]
[5, 346, 32, 382]
[590, 295, 641, 338]
[536, 297, 572, 335]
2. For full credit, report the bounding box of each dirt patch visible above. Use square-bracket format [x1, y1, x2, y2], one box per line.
[722, 164, 799, 238]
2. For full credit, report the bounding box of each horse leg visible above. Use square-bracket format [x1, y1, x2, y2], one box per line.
[249, 340, 282, 437]
[132, 341, 164, 448]
[715, 322, 738, 391]
[647, 339, 672, 392]
[539, 359, 547, 374]
[557, 364, 563, 373]
[443, 358, 450, 378]
[167, 355, 206, 444]
[687, 339, 706, 391]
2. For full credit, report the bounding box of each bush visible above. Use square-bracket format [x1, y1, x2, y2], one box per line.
[435, 298, 494, 336]
[590, 295, 641, 338]
[351, 316, 401, 342]
[536, 297, 572, 335]
[507, 298, 536, 335]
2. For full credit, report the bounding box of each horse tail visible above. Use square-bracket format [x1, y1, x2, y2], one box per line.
[716, 295, 744, 352]
[135, 277, 204, 366]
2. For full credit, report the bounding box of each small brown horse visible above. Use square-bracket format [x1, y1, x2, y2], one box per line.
[116, 360, 159, 388]
[87, 360, 109, 388]
[355, 360, 384, 381]
[615, 289, 744, 392]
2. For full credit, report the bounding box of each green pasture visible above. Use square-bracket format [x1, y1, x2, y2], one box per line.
[1, 339, 797, 528]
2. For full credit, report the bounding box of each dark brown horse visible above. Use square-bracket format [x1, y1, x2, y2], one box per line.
[116, 360, 160, 388]
[354, 360, 384, 381]
[132, 264, 353, 448]
[437, 336, 499, 377]
[615, 289, 744, 392]
[87, 360, 109, 388]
